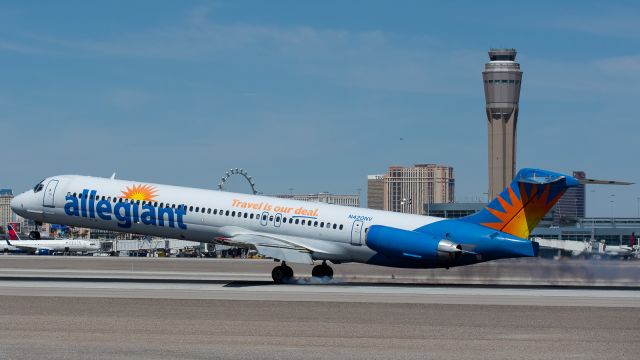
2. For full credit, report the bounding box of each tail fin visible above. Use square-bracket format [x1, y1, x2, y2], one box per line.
[6, 224, 20, 245]
[462, 169, 579, 239]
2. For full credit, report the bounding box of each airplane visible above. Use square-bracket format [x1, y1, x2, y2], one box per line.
[602, 244, 634, 259]
[5, 224, 100, 255]
[10, 168, 631, 283]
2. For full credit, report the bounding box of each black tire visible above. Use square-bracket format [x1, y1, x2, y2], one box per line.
[312, 264, 334, 280]
[312, 265, 325, 277]
[284, 265, 294, 279]
[29, 231, 41, 240]
[272, 266, 287, 284]
[323, 265, 334, 279]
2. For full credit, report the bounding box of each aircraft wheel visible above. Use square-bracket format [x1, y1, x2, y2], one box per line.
[312, 263, 334, 280]
[29, 231, 40, 240]
[284, 265, 294, 278]
[272, 265, 293, 284]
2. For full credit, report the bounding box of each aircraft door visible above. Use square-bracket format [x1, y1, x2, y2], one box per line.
[274, 213, 282, 227]
[43, 179, 59, 208]
[351, 220, 363, 245]
[260, 211, 269, 226]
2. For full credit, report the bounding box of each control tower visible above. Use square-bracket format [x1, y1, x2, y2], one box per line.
[483, 48, 522, 199]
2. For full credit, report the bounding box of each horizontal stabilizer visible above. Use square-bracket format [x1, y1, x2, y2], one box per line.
[579, 178, 634, 185]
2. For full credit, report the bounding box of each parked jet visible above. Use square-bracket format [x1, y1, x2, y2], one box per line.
[10, 168, 629, 282]
[5, 225, 99, 255]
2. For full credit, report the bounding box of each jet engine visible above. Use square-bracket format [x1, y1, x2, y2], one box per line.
[365, 225, 463, 263]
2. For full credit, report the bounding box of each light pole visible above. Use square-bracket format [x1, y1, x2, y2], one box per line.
[636, 196, 640, 218]
[609, 194, 615, 225]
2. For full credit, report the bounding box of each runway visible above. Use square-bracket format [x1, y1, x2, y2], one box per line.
[1, 256, 639, 359]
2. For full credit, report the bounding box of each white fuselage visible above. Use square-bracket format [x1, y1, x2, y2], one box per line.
[11, 175, 444, 264]
[8, 239, 99, 253]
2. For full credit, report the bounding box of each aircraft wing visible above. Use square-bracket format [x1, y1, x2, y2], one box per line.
[213, 226, 348, 264]
[6, 243, 38, 252]
[222, 234, 313, 264]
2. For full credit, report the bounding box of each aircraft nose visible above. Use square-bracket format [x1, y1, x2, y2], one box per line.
[11, 192, 26, 215]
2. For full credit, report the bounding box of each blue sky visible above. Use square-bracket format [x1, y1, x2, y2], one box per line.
[1, 0, 639, 216]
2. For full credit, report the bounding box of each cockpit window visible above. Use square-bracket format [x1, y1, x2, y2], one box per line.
[33, 180, 45, 193]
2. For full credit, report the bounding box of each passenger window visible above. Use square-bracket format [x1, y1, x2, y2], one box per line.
[333, 224, 337, 229]
[250, 213, 254, 219]
[226, 210, 230, 216]
[269, 216, 273, 221]
[282, 217, 287, 223]
[308, 221, 312, 226]
[314, 221, 318, 227]
[79, 193, 83, 199]
[207, 208, 211, 214]
[295, 219, 299, 224]
[262, 214, 267, 220]
[237, 212, 242, 217]
[244, 213, 248, 218]
[195, 206, 199, 212]
[231, 211, 236, 217]
[213, 209, 218, 215]
[327, 223, 331, 228]
[189, 206, 193, 211]
[320, 222, 324, 227]
[339, 224, 344, 230]
[301, 220, 306, 225]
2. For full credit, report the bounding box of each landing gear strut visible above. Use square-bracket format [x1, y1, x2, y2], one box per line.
[311, 261, 334, 280]
[271, 261, 294, 284]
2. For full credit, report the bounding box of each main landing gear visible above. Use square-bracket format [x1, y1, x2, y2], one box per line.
[271, 262, 294, 284]
[311, 261, 334, 281]
[270, 261, 335, 284]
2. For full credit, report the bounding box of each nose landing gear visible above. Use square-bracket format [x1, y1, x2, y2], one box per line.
[29, 231, 41, 240]
[271, 262, 294, 284]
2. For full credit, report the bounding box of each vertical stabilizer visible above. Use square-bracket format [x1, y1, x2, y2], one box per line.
[462, 169, 579, 239]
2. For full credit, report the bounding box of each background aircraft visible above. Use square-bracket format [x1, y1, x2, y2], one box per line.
[5, 225, 99, 255]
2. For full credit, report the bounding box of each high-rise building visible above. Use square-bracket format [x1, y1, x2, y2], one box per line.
[552, 171, 586, 225]
[367, 175, 384, 210]
[383, 164, 454, 215]
[483, 48, 523, 199]
[0, 189, 14, 232]
[273, 193, 360, 207]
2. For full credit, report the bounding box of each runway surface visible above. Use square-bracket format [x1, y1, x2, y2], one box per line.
[1, 256, 639, 359]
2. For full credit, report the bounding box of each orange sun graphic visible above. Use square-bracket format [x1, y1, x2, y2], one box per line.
[481, 183, 565, 239]
[120, 184, 158, 201]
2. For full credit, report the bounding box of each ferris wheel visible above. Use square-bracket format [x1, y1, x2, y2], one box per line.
[218, 168, 259, 195]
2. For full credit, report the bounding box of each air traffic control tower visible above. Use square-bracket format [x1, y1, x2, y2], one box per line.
[483, 48, 522, 199]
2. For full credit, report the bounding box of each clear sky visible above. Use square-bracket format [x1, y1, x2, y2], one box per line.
[1, 0, 639, 217]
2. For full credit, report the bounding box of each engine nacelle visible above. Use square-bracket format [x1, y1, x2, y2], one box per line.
[35, 248, 51, 255]
[366, 225, 462, 262]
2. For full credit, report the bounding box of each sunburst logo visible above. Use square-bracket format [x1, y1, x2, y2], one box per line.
[120, 184, 158, 201]
[480, 183, 565, 239]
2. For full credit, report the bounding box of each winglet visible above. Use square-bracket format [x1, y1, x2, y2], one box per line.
[110, 172, 117, 180]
